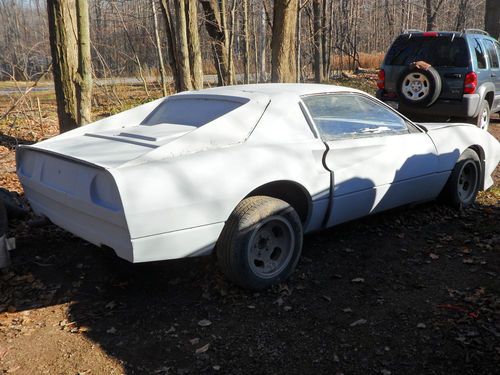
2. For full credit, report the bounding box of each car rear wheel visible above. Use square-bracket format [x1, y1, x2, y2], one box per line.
[440, 149, 481, 209]
[467, 100, 490, 131]
[397, 66, 442, 107]
[216, 196, 303, 290]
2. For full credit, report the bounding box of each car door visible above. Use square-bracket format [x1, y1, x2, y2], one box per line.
[301, 93, 441, 227]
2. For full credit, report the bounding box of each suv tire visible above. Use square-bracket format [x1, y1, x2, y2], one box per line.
[397, 66, 442, 107]
[467, 99, 490, 131]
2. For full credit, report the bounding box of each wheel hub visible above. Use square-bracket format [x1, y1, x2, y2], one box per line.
[457, 161, 478, 202]
[402, 73, 430, 101]
[248, 216, 295, 279]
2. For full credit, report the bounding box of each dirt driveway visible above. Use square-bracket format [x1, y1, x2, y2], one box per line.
[1, 125, 499, 375]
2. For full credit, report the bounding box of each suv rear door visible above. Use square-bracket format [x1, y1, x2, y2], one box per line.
[384, 35, 469, 100]
[483, 39, 500, 111]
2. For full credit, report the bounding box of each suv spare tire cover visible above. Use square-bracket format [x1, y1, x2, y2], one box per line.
[397, 66, 442, 107]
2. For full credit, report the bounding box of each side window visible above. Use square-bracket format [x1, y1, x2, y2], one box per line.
[302, 94, 409, 141]
[473, 39, 487, 69]
[484, 40, 500, 69]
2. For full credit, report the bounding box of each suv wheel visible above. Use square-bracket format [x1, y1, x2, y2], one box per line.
[468, 99, 490, 131]
[397, 66, 442, 107]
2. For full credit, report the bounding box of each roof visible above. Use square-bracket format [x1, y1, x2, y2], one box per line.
[174, 83, 364, 100]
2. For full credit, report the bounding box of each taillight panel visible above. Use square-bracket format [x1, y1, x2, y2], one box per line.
[463, 72, 477, 94]
[377, 69, 385, 90]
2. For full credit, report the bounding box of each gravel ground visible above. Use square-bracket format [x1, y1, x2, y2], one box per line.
[0, 122, 499, 375]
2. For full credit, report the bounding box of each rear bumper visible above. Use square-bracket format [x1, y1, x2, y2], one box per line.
[21, 177, 134, 260]
[377, 90, 480, 119]
[21, 177, 224, 263]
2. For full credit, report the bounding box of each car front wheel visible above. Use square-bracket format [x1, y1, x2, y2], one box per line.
[216, 196, 303, 290]
[440, 149, 481, 209]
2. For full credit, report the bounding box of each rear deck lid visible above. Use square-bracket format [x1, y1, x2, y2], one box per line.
[20, 92, 270, 169]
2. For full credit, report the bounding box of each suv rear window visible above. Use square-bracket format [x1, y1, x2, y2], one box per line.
[385, 36, 468, 67]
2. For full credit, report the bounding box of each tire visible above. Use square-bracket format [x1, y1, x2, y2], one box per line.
[440, 149, 481, 209]
[397, 66, 442, 107]
[216, 196, 303, 290]
[467, 99, 490, 131]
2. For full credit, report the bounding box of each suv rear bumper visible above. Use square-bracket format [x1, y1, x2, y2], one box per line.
[377, 90, 480, 119]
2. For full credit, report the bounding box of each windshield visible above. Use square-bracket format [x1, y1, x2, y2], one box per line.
[385, 36, 469, 67]
[141, 97, 248, 127]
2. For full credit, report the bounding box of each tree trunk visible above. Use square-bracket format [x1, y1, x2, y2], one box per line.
[186, 0, 203, 89]
[160, 0, 181, 92]
[174, 0, 193, 91]
[484, 0, 500, 39]
[271, 0, 298, 83]
[296, 2, 302, 82]
[199, 0, 231, 86]
[425, 0, 445, 32]
[227, 0, 237, 85]
[259, 2, 267, 82]
[47, 0, 92, 133]
[454, 0, 469, 32]
[151, 0, 168, 96]
[76, 0, 92, 125]
[243, 0, 250, 84]
[312, 0, 323, 83]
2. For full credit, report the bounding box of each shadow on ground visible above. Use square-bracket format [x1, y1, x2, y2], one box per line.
[2, 198, 499, 374]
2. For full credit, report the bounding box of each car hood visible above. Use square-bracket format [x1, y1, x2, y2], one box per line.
[21, 93, 270, 169]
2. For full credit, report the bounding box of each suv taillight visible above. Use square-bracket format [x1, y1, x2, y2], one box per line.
[377, 69, 385, 89]
[464, 72, 477, 94]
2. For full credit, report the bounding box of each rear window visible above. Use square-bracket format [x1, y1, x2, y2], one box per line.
[385, 36, 469, 67]
[142, 97, 248, 127]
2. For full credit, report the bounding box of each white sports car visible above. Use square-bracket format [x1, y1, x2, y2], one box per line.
[17, 84, 500, 289]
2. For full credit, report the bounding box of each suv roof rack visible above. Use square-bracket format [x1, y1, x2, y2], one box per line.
[403, 29, 424, 34]
[463, 29, 489, 36]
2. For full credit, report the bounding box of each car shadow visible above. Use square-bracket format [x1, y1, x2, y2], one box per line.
[1, 147, 498, 374]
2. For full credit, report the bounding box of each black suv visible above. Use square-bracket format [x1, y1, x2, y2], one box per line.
[376, 29, 500, 131]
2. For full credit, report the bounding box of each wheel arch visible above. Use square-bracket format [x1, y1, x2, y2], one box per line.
[244, 180, 312, 225]
[476, 83, 495, 116]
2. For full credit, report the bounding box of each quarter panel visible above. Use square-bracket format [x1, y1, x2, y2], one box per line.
[115, 140, 330, 240]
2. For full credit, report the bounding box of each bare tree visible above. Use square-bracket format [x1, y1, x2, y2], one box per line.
[242, 0, 250, 84]
[484, 0, 500, 39]
[425, 0, 445, 31]
[151, 0, 168, 96]
[312, 0, 323, 83]
[160, 0, 181, 91]
[272, 0, 298, 83]
[174, 0, 193, 91]
[186, 0, 203, 89]
[199, 0, 233, 85]
[454, 0, 470, 32]
[47, 0, 92, 132]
